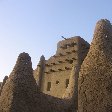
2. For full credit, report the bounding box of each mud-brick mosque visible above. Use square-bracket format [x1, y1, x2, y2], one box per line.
[0, 19, 112, 112]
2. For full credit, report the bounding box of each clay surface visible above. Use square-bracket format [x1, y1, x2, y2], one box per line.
[78, 19, 112, 112]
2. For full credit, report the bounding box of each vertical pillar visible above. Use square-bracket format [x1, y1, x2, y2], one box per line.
[37, 55, 45, 91]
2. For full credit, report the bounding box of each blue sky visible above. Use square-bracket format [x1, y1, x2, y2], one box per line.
[0, 0, 112, 81]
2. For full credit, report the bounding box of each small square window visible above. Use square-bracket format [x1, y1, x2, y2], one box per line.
[56, 81, 59, 84]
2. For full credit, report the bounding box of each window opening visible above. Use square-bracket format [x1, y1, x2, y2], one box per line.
[66, 79, 69, 88]
[47, 82, 51, 91]
[56, 81, 59, 84]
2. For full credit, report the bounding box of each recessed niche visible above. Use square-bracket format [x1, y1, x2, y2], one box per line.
[47, 82, 51, 91]
[66, 79, 69, 88]
[69, 60, 73, 64]
[56, 81, 59, 84]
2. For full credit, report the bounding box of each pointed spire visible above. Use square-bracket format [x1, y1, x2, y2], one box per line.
[91, 19, 112, 50]
[78, 19, 112, 112]
[37, 55, 46, 90]
[38, 55, 45, 67]
[40, 55, 45, 61]
[0, 52, 49, 112]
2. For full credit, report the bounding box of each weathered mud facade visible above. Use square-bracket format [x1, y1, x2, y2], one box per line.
[34, 36, 90, 98]
[78, 19, 112, 112]
[0, 76, 8, 95]
[0, 82, 2, 90]
[0, 82, 2, 87]
[1, 19, 111, 112]
[0, 52, 83, 112]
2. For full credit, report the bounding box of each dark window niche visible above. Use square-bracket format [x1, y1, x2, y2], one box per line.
[58, 69, 63, 71]
[69, 60, 73, 64]
[47, 82, 51, 91]
[56, 81, 59, 84]
[66, 79, 69, 88]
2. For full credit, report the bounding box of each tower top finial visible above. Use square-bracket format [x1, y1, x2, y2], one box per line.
[40, 55, 45, 61]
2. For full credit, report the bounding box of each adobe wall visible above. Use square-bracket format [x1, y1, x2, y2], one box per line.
[34, 36, 90, 98]
[0, 76, 8, 95]
[42, 70, 71, 97]
[78, 19, 112, 112]
[0, 82, 2, 88]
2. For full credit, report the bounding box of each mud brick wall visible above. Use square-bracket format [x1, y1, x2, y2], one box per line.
[78, 19, 112, 112]
[34, 36, 90, 98]
[0, 76, 8, 95]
